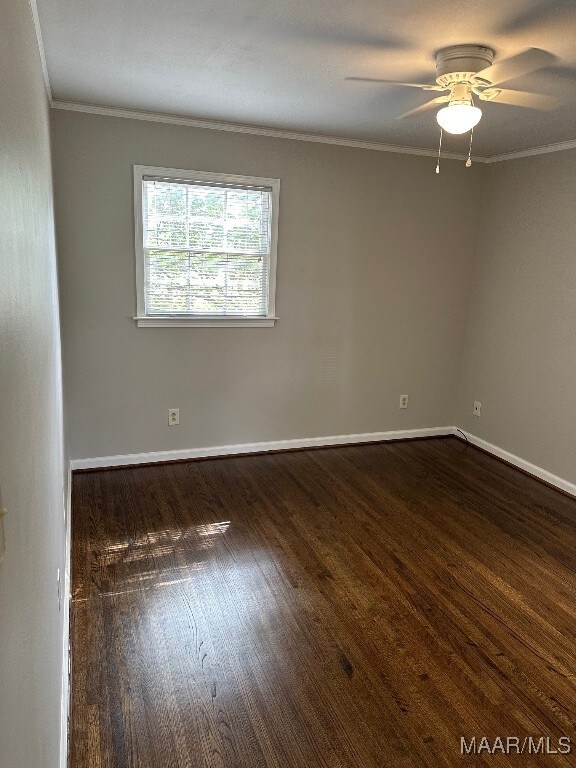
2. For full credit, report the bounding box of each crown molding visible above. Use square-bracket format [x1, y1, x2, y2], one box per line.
[484, 138, 576, 163]
[27, 0, 53, 105]
[50, 100, 576, 165]
[51, 101, 485, 162]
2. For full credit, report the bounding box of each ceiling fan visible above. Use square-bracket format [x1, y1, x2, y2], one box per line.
[349, 45, 559, 164]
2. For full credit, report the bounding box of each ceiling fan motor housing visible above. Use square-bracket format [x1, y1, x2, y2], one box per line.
[435, 45, 495, 87]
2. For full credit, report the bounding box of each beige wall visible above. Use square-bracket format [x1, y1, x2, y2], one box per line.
[0, 2, 67, 767]
[456, 150, 576, 484]
[52, 110, 485, 460]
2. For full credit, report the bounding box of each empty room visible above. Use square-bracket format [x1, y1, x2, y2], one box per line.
[2, 0, 576, 766]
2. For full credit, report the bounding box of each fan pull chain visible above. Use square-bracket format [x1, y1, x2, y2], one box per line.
[435, 128, 443, 174]
[465, 93, 477, 167]
[466, 125, 474, 167]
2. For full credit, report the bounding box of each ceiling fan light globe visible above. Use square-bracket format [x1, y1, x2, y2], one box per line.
[436, 104, 482, 134]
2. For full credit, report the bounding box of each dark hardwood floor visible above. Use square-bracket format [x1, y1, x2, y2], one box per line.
[70, 437, 576, 767]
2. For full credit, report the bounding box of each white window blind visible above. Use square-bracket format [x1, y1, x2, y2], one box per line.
[139, 171, 278, 321]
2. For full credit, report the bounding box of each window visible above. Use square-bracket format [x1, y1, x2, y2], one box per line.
[134, 166, 280, 326]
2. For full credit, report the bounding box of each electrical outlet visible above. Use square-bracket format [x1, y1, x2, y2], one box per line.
[399, 394, 409, 409]
[168, 408, 180, 426]
[473, 400, 481, 417]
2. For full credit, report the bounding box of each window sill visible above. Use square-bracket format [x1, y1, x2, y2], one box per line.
[134, 316, 278, 328]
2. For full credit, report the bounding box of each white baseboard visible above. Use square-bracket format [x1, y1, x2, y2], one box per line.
[70, 426, 454, 470]
[455, 429, 576, 498]
[59, 463, 72, 768]
[70, 427, 576, 498]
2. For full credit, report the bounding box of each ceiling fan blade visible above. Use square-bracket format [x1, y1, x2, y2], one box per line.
[478, 88, 560, 110]
[474, 48, 555, 87]
[498, 0, 576, 36]
[346, 77, 445, 91]
[396, 95, 450, 120]
[279, 24, 408, 51]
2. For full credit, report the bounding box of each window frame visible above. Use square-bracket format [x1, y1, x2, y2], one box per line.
[133, 165, 280, 327]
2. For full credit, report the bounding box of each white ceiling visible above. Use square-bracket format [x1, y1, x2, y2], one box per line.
[37, 0, 576, 156]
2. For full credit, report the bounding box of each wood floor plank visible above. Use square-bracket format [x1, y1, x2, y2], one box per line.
[70, 437, 576, 766]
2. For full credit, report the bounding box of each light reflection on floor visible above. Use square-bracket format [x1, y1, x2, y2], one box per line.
[75, 520, 234, 598]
